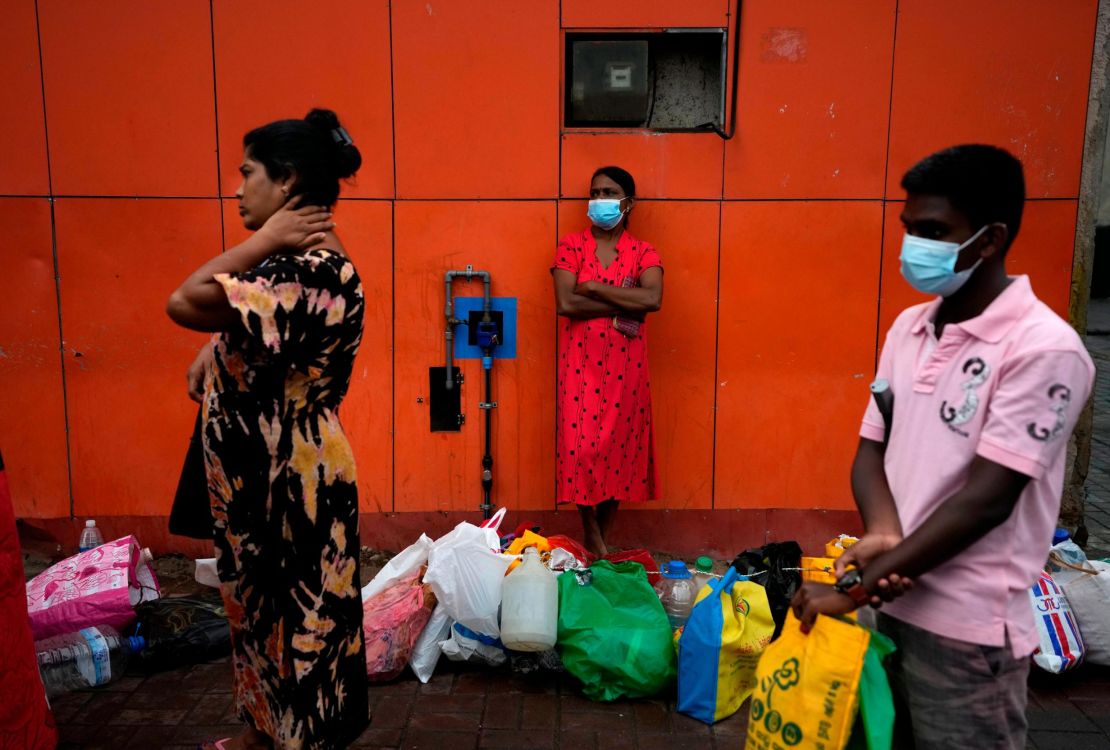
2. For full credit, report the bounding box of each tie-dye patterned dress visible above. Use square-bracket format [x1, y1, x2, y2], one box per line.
[202, 248, 368, 749]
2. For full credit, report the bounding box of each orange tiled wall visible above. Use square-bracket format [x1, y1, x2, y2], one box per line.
[0, 0, 1097, 519]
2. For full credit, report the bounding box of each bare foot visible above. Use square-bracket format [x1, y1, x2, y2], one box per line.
[584, 531, 608, 558]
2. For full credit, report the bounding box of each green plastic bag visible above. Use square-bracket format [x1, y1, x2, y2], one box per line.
[846, 626, 896, 750]
[556, 560, 677, 701]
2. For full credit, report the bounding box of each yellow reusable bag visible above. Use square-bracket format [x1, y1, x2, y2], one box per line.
[825, 535, 859, 560]
[677, 568, 775, 723]
[801, 556, 837, 585]
[504, 530, 551, 572]
[745, 611, 870, 750]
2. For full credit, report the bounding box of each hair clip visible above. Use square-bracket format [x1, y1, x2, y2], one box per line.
[331, 127, 353, 147]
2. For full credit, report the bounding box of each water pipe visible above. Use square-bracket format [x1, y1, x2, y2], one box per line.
[444, 266, 498, 518]
[444, 266, 491, 390]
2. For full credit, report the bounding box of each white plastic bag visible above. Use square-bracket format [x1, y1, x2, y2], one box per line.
[409, 604, 452, 682]
[1047, 540, 1090, 586]
[195, 558, 220, 588]
[1062, 560, 1110, 667]
[423, 517, 512, 643]
[1029, 570, 1085, 673]
[361, 534, 434, 601]
[440, 622, 507, 666]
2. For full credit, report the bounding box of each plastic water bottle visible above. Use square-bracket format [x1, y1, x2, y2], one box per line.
[693, 556, 714, 593]
[78, 519, 104, 552]
[35, 625, 145, 698]
[654, 560, 698, 629]
[501, 547, 558, 651]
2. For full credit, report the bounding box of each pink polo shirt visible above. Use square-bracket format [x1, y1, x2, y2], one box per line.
[861, 276, 1094, 656]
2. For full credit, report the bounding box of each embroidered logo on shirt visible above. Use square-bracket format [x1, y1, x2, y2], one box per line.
[940, 357, 991, 436]
[1027, 384, 1072, 442]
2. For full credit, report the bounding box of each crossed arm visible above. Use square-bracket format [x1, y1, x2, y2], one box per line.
[552, 266, 663, 319]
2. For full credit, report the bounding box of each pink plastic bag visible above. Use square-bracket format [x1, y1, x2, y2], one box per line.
[25, 536, 161, 640]
[362, 573, 436, 682]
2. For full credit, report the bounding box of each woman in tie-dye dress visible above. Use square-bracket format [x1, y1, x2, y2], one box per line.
[168, 109, 367, 750]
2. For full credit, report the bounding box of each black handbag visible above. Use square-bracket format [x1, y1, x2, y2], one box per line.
[168, 408, 214, 540]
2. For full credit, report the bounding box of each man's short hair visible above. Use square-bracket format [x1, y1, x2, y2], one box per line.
[901, 145, 1026, 251]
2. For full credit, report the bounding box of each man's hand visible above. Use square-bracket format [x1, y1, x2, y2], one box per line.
[791, 582, 857, 633]
[834, 532, 901, 575]
[835, 533, 914, 608]
[186, 342, 214, 403]
[256, 196, 334, 250]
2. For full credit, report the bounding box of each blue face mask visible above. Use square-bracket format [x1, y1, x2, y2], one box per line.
[587, 199, 625, 230]
[899, 225, 990, 297]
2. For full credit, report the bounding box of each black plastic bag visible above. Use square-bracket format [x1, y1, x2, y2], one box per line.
[169, 409, 214, 540]
[730, 541, 802, 639]
[129, 597, 230, 672]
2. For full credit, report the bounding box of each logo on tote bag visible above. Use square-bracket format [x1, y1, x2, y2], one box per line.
[751, 658, 804, 746]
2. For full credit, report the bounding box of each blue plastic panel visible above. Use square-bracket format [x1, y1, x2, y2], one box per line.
[453, 296, 517, 359]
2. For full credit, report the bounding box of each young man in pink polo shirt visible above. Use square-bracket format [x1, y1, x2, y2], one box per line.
[792, 144, 1095, 749]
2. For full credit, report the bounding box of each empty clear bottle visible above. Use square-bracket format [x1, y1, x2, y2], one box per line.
[78, 519, 104, 552]
[654, 560, 698, 630]
[35, 625, 145, 698]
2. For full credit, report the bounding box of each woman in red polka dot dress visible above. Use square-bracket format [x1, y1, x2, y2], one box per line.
[551, 166, 663, 557]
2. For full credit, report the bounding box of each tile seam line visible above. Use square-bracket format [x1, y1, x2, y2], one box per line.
[33, 0, 76, 519]
[875, 0, 901, 374]
[388, 0, 398, 512]
[208, 0, 226, 251]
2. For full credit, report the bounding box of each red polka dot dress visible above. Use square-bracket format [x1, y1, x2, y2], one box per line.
[552, 229, 661, 506]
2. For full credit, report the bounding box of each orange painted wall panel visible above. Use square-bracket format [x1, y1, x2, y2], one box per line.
[561, 134, 724, 200]
[392, 0, 559, 198]
[0, 0, 49, 195]
[716, 201, 882, 509]
[393, 201, 557, 512]
[213, 0, 394, 199]
[222, 198, 395, 513]
[561, 0, 729, 29]
[557, 201, 718, 509]
[877, 200, 1078, 340]
[723, 0, 896, 199]
[0, 3, 1095, 525]
[56, 199, 221, 516]
[0, 199, 69, 517]
[38, 0, 217, 197]
[887, 0, 1097, 199]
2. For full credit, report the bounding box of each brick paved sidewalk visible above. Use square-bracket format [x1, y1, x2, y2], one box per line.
[51, 657, 748, 749]
[51, 654, 1110, 749]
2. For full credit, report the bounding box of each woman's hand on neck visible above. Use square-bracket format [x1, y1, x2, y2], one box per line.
[305, 229, 344, 256]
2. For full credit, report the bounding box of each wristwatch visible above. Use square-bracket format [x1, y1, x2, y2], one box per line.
[834, 568, 869, 607]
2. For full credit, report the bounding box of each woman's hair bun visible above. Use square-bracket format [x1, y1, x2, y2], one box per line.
[305, 108, 362, 180]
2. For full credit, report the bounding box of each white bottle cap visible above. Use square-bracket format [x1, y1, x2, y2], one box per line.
[85, 519, 96, 527]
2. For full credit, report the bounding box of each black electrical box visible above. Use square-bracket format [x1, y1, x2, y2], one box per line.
[565, 31, 727, 130]
[568, 39, 650, 126]
[429, 367, 464, 432]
